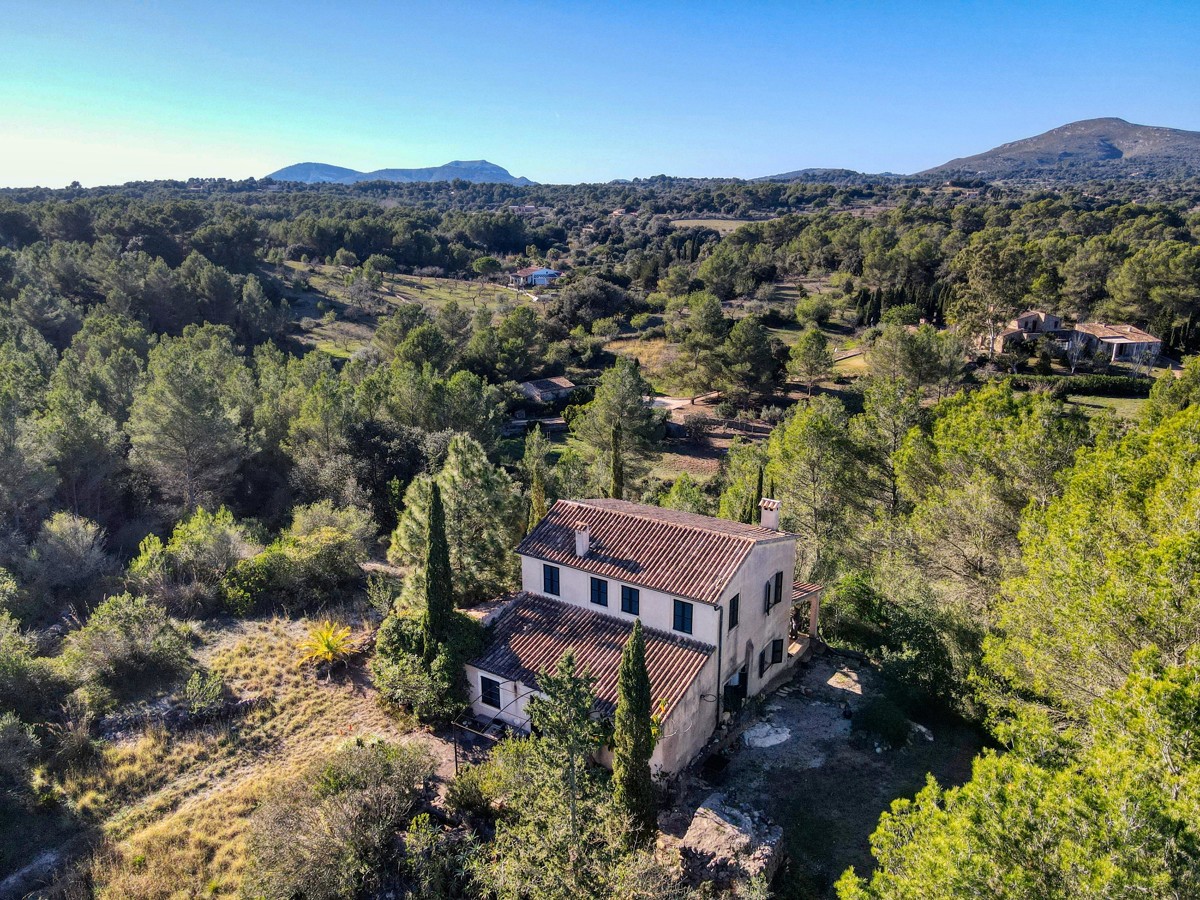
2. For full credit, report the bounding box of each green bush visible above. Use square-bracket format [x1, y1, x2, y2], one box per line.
[59, 594, 189, 700]
[372, 610, 484, 723]
[445, 763, 495, 819]
[852, 697, 911, 749]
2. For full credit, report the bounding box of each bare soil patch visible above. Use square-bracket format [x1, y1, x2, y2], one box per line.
[676, 652, 984, 899]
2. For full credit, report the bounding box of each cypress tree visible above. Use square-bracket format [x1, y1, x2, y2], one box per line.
[421, 481, 453, 665]
[527, 464, 548, 533]
[612, 619, 656, 846]
[610, 422, 625, 500]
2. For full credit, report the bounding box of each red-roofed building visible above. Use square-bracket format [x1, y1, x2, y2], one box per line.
[466, 498, 817, 773]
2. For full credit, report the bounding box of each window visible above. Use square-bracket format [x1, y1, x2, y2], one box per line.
[758, 639, 786, 677]
[590, 577, 608, 607]
[765, 572, 784, 613]
[543, 564, 560, 596]
[480, 676, 501, 709]
[621, 585, 640, 615]
[673, 599, 693, 635]
[728, 593, 740, 630]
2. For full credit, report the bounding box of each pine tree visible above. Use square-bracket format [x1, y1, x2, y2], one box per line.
[610, 422, 625, 500]
[421, 481, 453, 665]
[612, 619, 656, 846]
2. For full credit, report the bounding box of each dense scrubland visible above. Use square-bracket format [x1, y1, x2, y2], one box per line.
[1, 173, 1199, 898]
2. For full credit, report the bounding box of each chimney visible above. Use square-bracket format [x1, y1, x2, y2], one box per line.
[758, 498, 781, 531]
[574, 521, 590, 557]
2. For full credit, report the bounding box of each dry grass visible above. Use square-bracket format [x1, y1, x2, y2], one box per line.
[53, 615, 434, 899]
[604, 335, 680, 393]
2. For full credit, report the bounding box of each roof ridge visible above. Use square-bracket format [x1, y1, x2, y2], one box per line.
[567, 498, 762, 542]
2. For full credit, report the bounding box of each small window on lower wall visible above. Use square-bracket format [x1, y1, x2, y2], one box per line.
[673, 599, 693, 634]
[480, 676, 502, 708]
[759, 639, 786, 677]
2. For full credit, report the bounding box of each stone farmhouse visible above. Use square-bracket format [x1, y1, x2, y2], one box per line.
[1070, 322, 1162, 365]
[517, 376, 576, 404]
[991, 309, 1066, 353]
[463, 498, 821, 774]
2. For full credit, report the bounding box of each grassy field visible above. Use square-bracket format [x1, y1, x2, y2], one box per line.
[1066, 393, 1148, 419]
[282, 262, 534, 359]
[39, 610, 439, 898]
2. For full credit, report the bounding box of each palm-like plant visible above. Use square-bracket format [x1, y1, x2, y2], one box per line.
[298, 621, 354, 678]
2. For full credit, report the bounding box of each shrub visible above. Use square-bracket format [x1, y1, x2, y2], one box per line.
[59, 594, 189, 699]
[795, 295, 833, 326]
[852, 697, 911, 749]
[372, 610, 484, 722]
[128, 507, 255, 616]
[1007, 373, 1151, 398]
[221, 520, 368, 615]
[629, 312, 654, 330]
[244, 738, 434, 900]
[445, 763, 494, 818]
[0, 611, 67, 722]
[20, 513, 116, 621]
[181, 670, 226, 716]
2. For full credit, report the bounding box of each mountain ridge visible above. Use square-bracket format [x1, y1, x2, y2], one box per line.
[267, 159, 534, 185]
[917, 117, 1200, 179]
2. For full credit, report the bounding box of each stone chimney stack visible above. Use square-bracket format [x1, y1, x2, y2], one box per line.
[574, 521, 591, 557]
[758, 498, 781, 531]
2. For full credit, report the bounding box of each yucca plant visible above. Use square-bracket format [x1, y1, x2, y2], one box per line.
[298, 620, 354, 679]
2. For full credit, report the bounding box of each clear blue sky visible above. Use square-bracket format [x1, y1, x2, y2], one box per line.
[1, 0, 1198, 186]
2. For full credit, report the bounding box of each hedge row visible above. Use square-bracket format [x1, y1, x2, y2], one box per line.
[1006, 373, 1153, 398]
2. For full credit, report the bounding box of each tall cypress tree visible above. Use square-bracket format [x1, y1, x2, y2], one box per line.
[612, 619, 656, 846]
[610, 422, 625, 500]
[527, 463, 548, 534]
[421, 481, 453, 665]
[744, 464, 765, 523]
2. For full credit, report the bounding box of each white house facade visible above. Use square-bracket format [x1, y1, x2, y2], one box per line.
[464, 498, 809, 774]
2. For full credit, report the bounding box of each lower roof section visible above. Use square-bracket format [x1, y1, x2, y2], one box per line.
[468, 591, 715, 718]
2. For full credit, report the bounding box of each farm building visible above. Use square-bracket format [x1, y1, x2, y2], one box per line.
[1070, 322, 1162, 364]
[463, 498, 820, 774]
[509, 266, 561, 287]
[518, 376, 576, 404]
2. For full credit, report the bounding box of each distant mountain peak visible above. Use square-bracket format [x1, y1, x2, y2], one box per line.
[920, 118, 1200, 179]
[266, 159, 534, 186]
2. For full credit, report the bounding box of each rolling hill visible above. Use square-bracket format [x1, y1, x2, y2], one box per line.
[266, 159, 534, 185]
[919, 118, 1200, 180]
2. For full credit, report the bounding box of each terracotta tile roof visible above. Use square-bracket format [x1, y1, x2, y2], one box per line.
[469, 592, 714, 717]
[1074, 322, 1160, 343]
[518, 499, 793, 604]
[792, 581, 823, 602]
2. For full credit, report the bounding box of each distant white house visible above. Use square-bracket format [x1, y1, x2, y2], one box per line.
[1070, 322, 1162, 365]
[463, 498, 820, 774]
[518, 376, 576, 404]
[509, 266, 561, 288]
